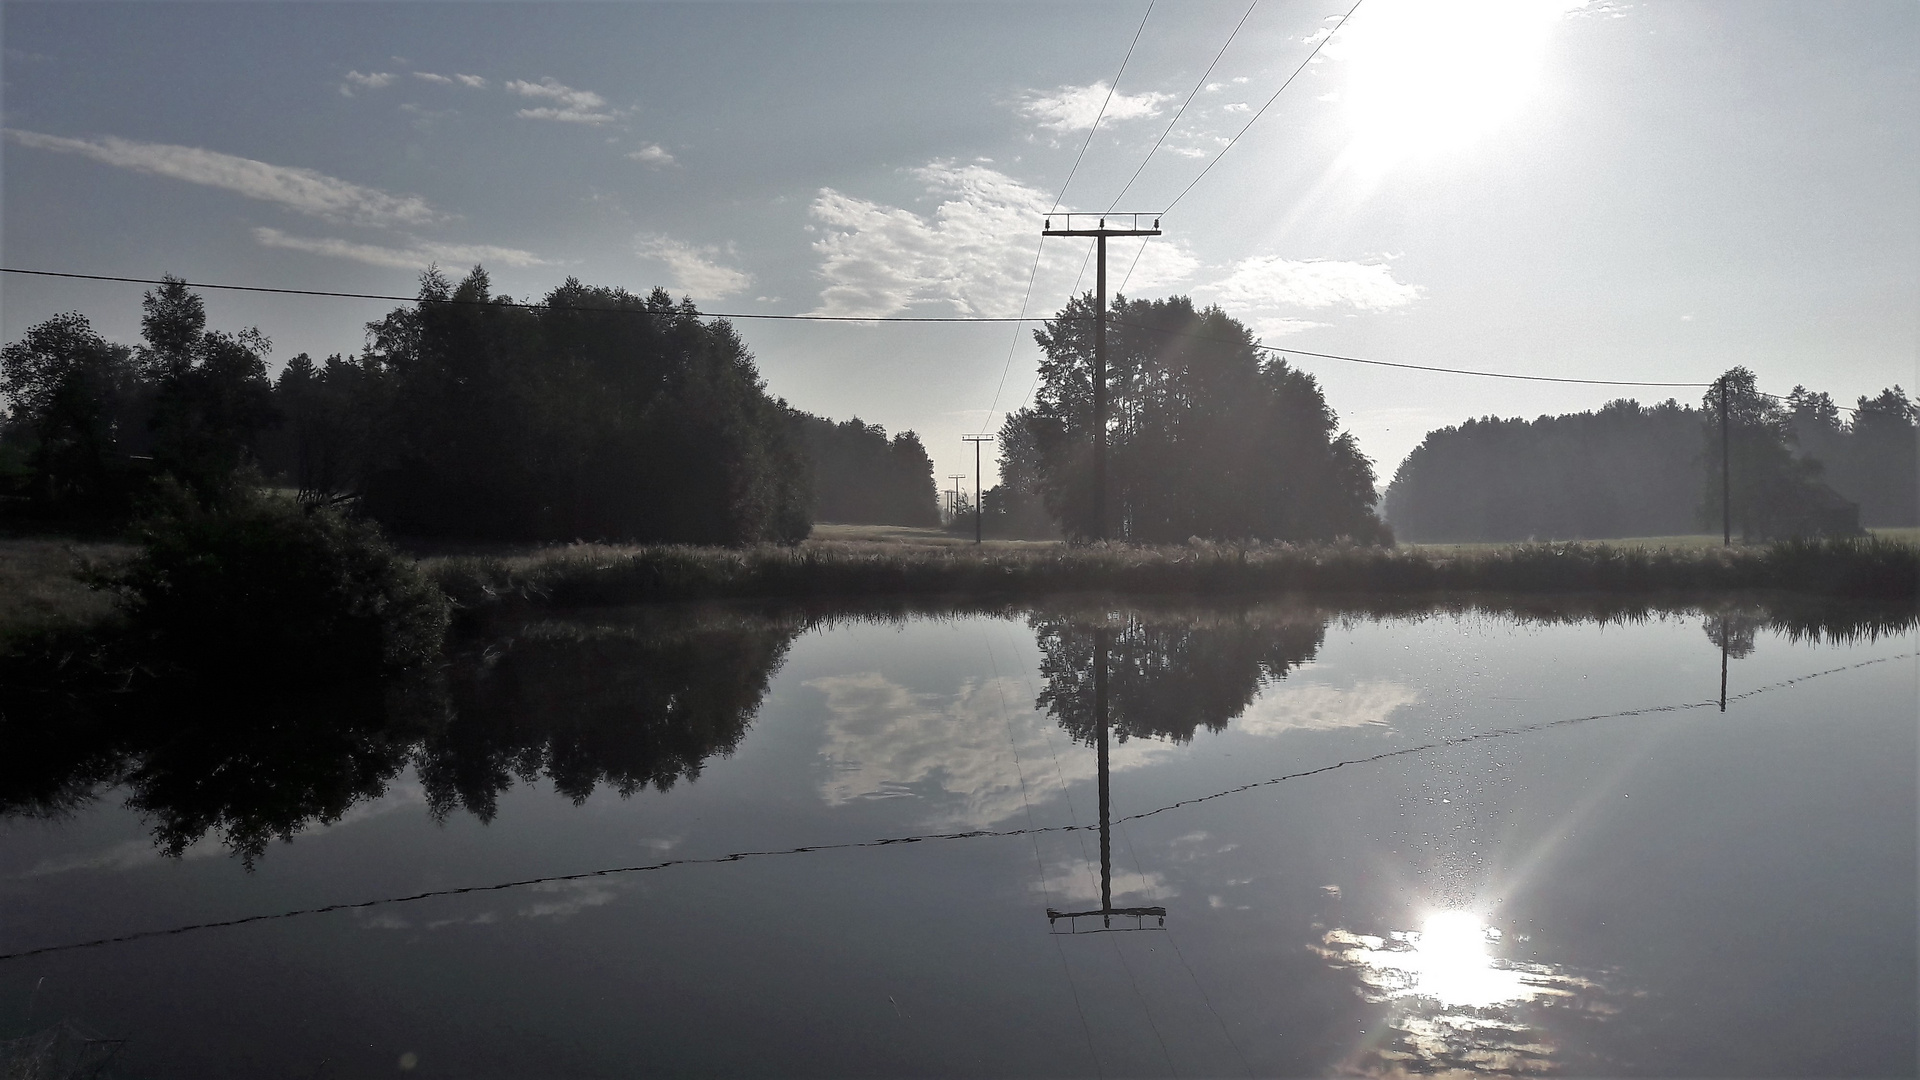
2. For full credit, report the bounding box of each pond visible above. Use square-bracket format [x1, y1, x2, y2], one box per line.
[1, 600, 1914, 1077]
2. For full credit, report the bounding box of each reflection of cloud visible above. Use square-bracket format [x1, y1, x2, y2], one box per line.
[1316, 912, 1612, 1077]
[810, 671, 1172, 829]
[519, 879, 619, 920]
[1237, 680, 1419, 737]
[1033, 857, 1169, 907]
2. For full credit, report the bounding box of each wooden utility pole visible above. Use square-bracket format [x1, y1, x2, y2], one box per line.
[1042, 213, 1161, 541]
[948, 475, 966, 524]
[962, 434, 994, 544]
[1719, 375, 1731, 546]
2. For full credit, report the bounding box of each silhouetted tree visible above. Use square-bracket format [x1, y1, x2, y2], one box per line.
[1787, 384, 1918, 526]
[1010, 294, 1385, 543]
[1703, 368, 1860, 539]
[359, 268, 810, 543]
[787, 412, 938, 525]
[1383, 400, 1704, 541]
[138, 277, 279, 509]
[0, 311, 148, 516]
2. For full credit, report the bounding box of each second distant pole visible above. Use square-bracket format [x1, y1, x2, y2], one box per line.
[962, 434, 994, 544]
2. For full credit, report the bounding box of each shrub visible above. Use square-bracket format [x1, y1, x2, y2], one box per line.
[104, 492, 448, 683]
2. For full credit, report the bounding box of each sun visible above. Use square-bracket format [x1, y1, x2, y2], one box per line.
[1329, 0, 1573, 173]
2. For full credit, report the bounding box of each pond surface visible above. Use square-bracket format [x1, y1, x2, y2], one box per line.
[1, 601, 1914, 1078]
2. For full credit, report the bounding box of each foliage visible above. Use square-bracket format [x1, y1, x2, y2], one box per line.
[427, 533, 1920, 609]
[1786, 384, 1919, 526]
[1007, 294, 1386, 543]
[103, 491, 449, 684]
[786, 411, 938, 526]
[356, 268, 810, 544]
[1384, 399, 1704, 541]
[0, 311, 148, 517]
[260, 351, 386, 503]
[1702, 368, 1861, 539]
[138, 278, 280, 509]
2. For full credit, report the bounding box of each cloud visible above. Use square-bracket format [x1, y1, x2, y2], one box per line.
[1021, 81, 1176, 132]
[412, 71, 453, 84]
[506, 77, 620, 124]
[1207, 255, 1422, 312]
[634, 233, 751, 298]
[454, 73, 487, 88]
[1203, 81, 1227, 93]
[626, 144, 675, 166]
[6, 129, 437, 227]
[807, 161, 1195, 319]
[253, 226, 549, 269]
[1252, 316, 1330, 339]
[340, 70, 396, 96]
[1222, 102, 1251, 113]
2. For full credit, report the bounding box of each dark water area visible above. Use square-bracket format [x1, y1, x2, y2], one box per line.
[1, 600, 1914, 1078]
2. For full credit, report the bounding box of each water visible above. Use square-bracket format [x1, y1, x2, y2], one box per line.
[1, 601, 1914, 1077]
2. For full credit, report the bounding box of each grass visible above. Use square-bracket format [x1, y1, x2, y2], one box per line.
[0, 535, 133, 643]
[426, 535, 1919, 615]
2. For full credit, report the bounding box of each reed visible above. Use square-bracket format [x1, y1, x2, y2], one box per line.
[427, 535, 1919, 613]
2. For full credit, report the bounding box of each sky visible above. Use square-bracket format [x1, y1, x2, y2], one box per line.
[3, 0, 1915, 491]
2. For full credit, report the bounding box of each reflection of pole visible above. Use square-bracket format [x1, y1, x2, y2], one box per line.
[1095, 625, 1111, 927]
[1720, 376, 1731, 546]
[1719, 615, 1729, 712]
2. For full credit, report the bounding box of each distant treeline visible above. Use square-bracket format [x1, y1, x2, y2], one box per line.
[1384, 373, 1918, 541]
[1, 269, 941, 539]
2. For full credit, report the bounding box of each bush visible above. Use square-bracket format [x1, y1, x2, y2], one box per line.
[104, 492, 448, 683]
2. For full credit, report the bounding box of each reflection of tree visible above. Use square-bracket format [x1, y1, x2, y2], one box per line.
[418, 619, 797, 821]
[1702, 612, 1761, 659]
[1032, 611, 1328, 744]
[0, 613, 798, 863]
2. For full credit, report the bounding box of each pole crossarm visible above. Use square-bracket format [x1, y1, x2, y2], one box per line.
[1042, 211, 1162, 237]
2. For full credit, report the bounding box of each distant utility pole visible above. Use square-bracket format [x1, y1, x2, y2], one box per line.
[1042, 213, 1162, 542]
[962, 434, 995, 544]
[948, 475, 967, 523]
[1719, 375, 1731, 546]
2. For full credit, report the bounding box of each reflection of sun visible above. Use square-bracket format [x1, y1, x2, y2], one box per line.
[1330, 0, 1573, 173]
[1315, 909, 1607, 1076]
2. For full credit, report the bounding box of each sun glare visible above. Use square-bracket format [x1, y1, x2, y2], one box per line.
[1332, 0, 1570, 173]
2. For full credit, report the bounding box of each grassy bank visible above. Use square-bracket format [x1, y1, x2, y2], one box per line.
[428, 535, 1919, 613]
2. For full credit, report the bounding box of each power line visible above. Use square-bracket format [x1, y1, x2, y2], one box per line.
[1105, 0, 1260, 214]
[1160, 0, 1364, 217]
[0, 267, 1053, 326]
[978, 0, 1158, 435]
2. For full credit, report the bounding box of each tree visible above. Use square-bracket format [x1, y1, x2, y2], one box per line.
[786, 412, 938, 526]
[1010, 294, 1386, 543]
[358, 268, 811, 544]
[0, 311, 146, 515]
[1703, 368, 1860, 539]
[138, 277, 279, 508]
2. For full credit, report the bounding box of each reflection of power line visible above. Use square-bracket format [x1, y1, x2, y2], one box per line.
[6, 650, 1905, 964]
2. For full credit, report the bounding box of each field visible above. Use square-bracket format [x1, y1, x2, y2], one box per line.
[0, 534, 132, 641]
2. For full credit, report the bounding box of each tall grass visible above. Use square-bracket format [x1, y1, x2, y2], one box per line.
[428, 536, 1919, 613]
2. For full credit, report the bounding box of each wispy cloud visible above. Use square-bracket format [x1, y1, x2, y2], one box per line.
[339, 70, 396, 96]
[412, 71, 453, 85]
[454, 73, 487, 88]
[5, 129, 437, 227]
[506, 76, 621, 125]
[634, 233, 750, 298]
[1021, 81, 1175, 132]
[626, 144, 675, 167]
[808, 162, 1194, 319]
[1207, 255, 1422, 313]
[253, 226, 549, 269]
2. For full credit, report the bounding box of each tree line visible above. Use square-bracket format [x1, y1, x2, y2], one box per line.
[1384, 367, 1916, 542]
[1, 269, 942, 540]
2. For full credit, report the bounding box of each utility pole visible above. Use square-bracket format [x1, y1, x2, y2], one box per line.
[1719, 375, 1732, 546]
[962, 434, 994, 544]
[948, 475, 967, 524]
[1042, 213, 1161, 541]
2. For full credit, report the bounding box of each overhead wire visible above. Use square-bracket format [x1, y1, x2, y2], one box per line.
[977, 0, 1158, 437]
[1159, 0, 1364, 218]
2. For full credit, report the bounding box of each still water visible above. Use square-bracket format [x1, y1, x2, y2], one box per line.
[1, 601, 1914, 1077]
